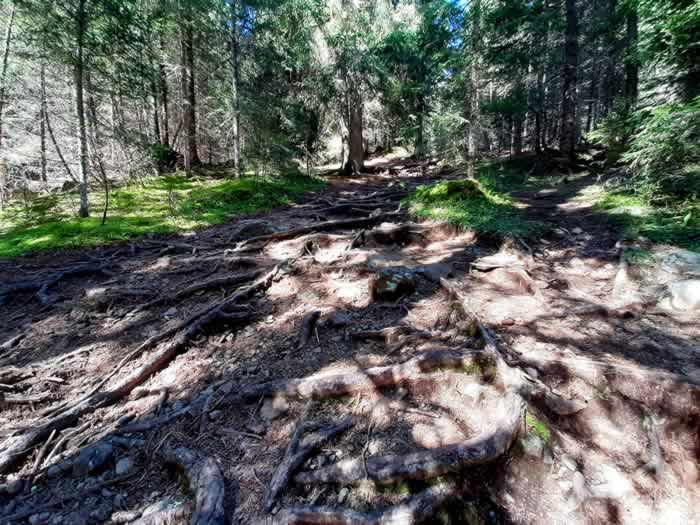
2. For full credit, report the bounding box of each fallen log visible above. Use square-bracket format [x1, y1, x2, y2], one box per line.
[266, 412, 353, 511]
[233, 349, 490, 403]
[239, 212, 402, 247]
[161, 445, 226, 525]
[0, 266, 281, 475]
[294, 393, 522, 485]
[277, 481, 461, 525]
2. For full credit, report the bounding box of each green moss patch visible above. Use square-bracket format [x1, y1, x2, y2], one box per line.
[405, 172, 545, 238]
[0, 170, 324, 258]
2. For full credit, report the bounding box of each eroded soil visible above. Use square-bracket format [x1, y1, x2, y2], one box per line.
[0, 158, 698, 525]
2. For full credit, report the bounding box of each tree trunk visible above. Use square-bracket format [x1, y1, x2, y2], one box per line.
[40, 63, 47, 183]
[150, 72, 161, 147]
[344, 79, 364, 175]
[159, 36, 170, 146]
[74, 0, 89, 218]
[624, 6, 639, 111]
[414, 94, 425, 158]
[230, 0, 242, 177]
[559, 0, 579, 159]
[601, 0, 618, 117]
[0, 3, 15, 153]
[513, 116, 523, 155]
[180, 11, 199, 170]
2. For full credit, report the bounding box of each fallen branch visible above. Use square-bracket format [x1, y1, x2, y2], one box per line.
[162, 445, 226, 525]
[277, 481, 461, 525]
[294, 393, 521, 485]
[266, 411, 353, 511]
[233, 349, 490, 403]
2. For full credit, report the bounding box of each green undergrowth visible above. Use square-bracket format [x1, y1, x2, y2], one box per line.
[0, 170, 324, 258]
[405, 164, 546, 238]
[594, 190, 700, 252]
[525, 411, 550, 443]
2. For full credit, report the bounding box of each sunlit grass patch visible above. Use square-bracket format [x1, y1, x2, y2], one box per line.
[594, 190, 700, 251]
[405, 174, 545, 238]
[0, 170, 324, 258]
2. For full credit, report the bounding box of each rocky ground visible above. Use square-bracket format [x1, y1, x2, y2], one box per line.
[0, 157, 698, 525]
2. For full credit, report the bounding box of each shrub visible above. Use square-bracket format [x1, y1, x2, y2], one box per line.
[623, 97, 700, 198]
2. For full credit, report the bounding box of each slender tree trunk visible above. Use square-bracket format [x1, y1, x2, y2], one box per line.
[150, 73, 161, 146]
[559, 0, 579, 159]
[230, 0, 242, 177]
[466, 0, 482, 178]
[0, 4, 15, 209]
[180, 11, 199, 170]
[45, 109, 76, 182]
[624, 6, 639, 111]
[159, 36, 170, 146]
[86, 72, 109, 225]
[74, 0, 89, 217]
[40, 63, 47, 183]
[414, 95, 425, 158]
[602, 0, 618, 117]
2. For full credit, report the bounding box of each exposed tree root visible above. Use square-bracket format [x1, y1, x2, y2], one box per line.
[277, 481, 461, 525]
[162, 445, 226, 525]
[238, 212, 401, 247]
[1, 391, 51, 405]
[0, 367, 32, 384]
[130, 503, 193, 525]
[266, 409, 352, 511]
[233, 349, 490, 403]
[440, 278, 587, 416]
[0, 262, 112, 305]
[294, 393, 522, 485]
[351, 326, 431, 345]
[136, 268, 264, 312]
[0, 266, 281, 474]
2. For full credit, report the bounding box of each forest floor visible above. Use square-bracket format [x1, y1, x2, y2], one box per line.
[0, 156, 698, 525]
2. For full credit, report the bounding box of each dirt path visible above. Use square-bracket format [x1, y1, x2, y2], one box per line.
[0, 160, 697, 525]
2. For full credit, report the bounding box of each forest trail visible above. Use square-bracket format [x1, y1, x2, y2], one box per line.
[0, 159, 698, 525]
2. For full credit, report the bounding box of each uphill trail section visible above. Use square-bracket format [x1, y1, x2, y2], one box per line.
[0, 158, 698, 525]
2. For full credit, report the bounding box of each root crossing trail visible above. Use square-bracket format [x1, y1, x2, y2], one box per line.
[0, 158, 698, 525]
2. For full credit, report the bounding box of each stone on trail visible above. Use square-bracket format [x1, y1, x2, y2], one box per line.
[415, 262, 453, 283]
[115, 456, 134, 476]
[520, 434, 544, 458]
[662, 279, 700, 311]
[261, 395, 289, 421]
[230, 220, 277, 241]
[72, 442, 114, 476]
[370, 268, 416, 302]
